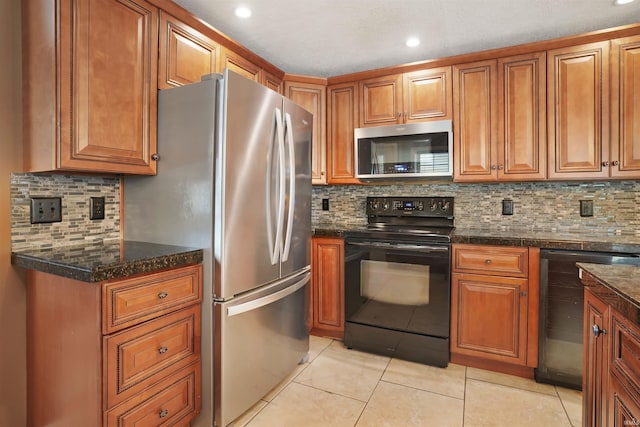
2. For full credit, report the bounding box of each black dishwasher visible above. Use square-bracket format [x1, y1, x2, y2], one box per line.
[535, 249, 640, 390]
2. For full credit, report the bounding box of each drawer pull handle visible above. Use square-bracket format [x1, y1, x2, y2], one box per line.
[159, 409, 169, 418]
[158, 292, 168, 299]
[485, 259, 492, 264]
[158, 346, 169, 354]
[592, 324, 606, 337]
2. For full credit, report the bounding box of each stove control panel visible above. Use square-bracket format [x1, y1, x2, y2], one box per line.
[366, 197, 454, 217]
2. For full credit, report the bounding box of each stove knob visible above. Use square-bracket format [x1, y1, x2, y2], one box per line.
[370, 200, 379, 211]
[441, 201, 450, 211]
[382, 201, 390, 211]
[417, 202, 424, 211]
[430, 200, 438, 211]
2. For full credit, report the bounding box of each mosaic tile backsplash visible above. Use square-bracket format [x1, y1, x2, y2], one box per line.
[11, 173, 120, 251]
[10, 174, 640, 251]
[312, 180, 640, 234]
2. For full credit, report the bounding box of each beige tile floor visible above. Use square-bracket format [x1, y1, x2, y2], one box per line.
[232, 336, 583, 427]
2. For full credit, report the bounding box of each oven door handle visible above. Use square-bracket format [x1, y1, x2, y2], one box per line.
[347, 241, 449, 252]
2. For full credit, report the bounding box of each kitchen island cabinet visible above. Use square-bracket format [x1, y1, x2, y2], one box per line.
[23, 0, 159, 175]
[450, 244, 539, 377]
[13, 241, 203, 427]
[579, 264, 640, 427]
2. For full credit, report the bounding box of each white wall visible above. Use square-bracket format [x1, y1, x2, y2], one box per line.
[0, 0, 26, 424]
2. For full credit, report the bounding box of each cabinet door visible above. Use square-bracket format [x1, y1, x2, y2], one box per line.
[359, 74, 403, 126]
[453, 60, 498, 181]
[451, 273, 528, 366]
[608, 372, 640, 427]
[403, 67, 452, 122]
[547, 42, 610, 179]
[263, 70, 283, 94]
[583, 288, 609, 427]
[221, 47, 262, 82]
[158, 12, 219, 89]
[611, 35, 640, 178]
[497, 52, 546, 180]
[284, 81, 327, 185]
[327, 82, 360, 184]
[58, 0, 158, 174]
[311, 237, 344, 339]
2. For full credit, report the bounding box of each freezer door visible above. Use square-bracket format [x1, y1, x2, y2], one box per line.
[214, 269, 310, 427]
[216, 70, 286, 299]
[281, 97, 312, 277]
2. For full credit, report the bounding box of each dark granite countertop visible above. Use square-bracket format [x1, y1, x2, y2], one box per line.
[313, 225, 640, 253]
[11, 240, 203, 283]
[577, 262, 640, 327]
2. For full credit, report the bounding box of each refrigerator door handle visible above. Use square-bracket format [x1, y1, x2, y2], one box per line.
[227, 271, 310, 317]
[282, 112, 296, 262]
[266, 108, 285, 265]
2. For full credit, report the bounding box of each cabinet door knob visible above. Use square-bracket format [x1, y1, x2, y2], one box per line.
[491, 165, 497, 170]
[602, 161, 609, 167]
[498, 164, 504, 170]
[151, 153, 160, 161]
[592, 324, 606, 337]
[158, 346, 169, 354]
[158, 292, 168, 299]
[612, 160, 619, 166]
[485, 259, 492, 264]
[159, 409, 169, 418]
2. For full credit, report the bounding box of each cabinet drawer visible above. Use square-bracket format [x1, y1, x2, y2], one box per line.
[103, 264, 202, 333]
[105, 360, 201, 427]
[611, 310, 640, 395]
[452, 245, 529, 277]
[104, 306, 201, 409]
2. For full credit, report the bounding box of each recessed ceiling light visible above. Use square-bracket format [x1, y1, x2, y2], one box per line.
[406, 37, 420, 48]
[613, 0, 635, 5]
[235, 6, 251, 18]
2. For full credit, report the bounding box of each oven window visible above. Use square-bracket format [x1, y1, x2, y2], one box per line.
[361, 260, 430, 305]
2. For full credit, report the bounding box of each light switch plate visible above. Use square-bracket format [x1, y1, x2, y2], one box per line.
[580, 200, 594, 217]
[30, 197, 62, 224]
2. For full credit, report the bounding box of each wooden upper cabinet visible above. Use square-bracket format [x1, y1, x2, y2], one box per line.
[359, 68, 451, 127]
[23, 0, 159, 175]
[359, 74, 403, 126]
[497, 52, 546, 181]
[453, 60, 497, 181]
[158, 11, 219, 89]
[221, 47, 262, 82]
[262, 70, 283, 94]
[547, 42, 610, 180]
[403, 67, 452, 122]
[610, 35, 640, 178]
[327, 82, 359, 184]
[284, 80, 327, 185]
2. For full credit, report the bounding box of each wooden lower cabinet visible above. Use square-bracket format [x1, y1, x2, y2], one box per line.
[310, 237, 344, 339]
[584, 287, 610, 427]
[26, 264, 203, 427]
[581, 271, 640, 427]
[450, 244, 539, 376]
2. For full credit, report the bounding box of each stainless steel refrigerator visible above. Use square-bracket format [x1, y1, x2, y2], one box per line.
[123, 69, 312, 427]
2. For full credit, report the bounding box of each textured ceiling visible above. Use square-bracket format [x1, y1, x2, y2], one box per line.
[173, 0, 640, 77]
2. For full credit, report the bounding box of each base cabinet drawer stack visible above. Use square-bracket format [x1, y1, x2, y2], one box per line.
[27, 263, 203, 427]
[450, 244, 539, 377]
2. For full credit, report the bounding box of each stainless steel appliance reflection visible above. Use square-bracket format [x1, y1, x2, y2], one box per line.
[123, 69, 312, 427]
[344, 197, 454, 367]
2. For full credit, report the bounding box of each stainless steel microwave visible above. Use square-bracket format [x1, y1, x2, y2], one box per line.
[354, 120, 452, 180]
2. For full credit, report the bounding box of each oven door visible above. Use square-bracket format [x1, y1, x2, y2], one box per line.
[344, 238, 451, 365]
